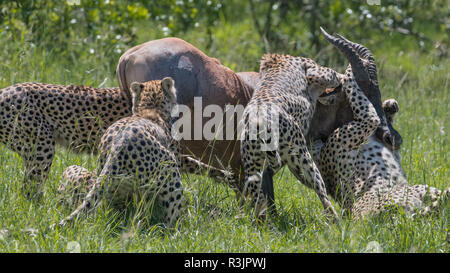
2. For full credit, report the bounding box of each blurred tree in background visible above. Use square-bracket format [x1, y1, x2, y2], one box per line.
[0, 0, 448, 80]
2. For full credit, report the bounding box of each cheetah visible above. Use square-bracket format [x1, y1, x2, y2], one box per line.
[315, 73, 449, 219]
[56, 78, 184, 226]
[0, 82, 131, 197]
[240, 53, 341, 219]
[57, 78, 232, 226]
[311, 31, 449, 219]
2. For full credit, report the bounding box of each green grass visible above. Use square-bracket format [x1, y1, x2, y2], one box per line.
[0, 19, 448, 253]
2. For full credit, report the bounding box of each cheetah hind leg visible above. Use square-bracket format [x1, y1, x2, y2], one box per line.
[58, 165, 95, 208]
[21, 130, 55, 200]
[57, 174, 105, 227]
[240, 151, 272, 220]
[156, 168, 184, 228]
[241, 139, 281, 220]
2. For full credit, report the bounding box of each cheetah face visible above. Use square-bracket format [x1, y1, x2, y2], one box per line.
[317, 71, 349, 106]
[306, 66, 341, 100]
[130, 77, 177, 122]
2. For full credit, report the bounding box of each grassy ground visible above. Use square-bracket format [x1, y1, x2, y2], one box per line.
[0, 19, 448, 253]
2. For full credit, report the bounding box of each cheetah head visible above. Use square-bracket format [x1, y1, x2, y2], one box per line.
[317, 62, 366, 106]
[130, 77, 177, 125]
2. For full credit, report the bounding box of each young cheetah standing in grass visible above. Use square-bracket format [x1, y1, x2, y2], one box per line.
[57, 77, 233, 227]
[57, 78, 183, 227]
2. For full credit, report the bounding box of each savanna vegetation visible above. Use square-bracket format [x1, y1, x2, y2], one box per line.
[0, 0, 448, 252]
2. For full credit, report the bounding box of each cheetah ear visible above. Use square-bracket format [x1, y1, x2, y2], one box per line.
[130, 82, 144, 115]
[161, 77, 177, 103]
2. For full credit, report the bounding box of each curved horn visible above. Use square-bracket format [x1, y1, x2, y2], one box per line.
[321, 27, 403, 150]
[320, 27, 370, 91]
[335, 33, 378, 86]
[331, 32, 384, 121]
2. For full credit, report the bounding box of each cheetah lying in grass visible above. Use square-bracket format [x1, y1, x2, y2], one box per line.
[314, 71, 449, 218]
[57, 78, 232, 227]
[311, 30, 450, 219]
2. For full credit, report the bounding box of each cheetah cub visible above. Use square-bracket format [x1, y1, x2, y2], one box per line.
[57, 77, 184, 227]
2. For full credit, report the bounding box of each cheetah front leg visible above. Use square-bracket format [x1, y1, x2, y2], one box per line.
[58, 165, 95, 207]
[282, 128, 339, 221]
